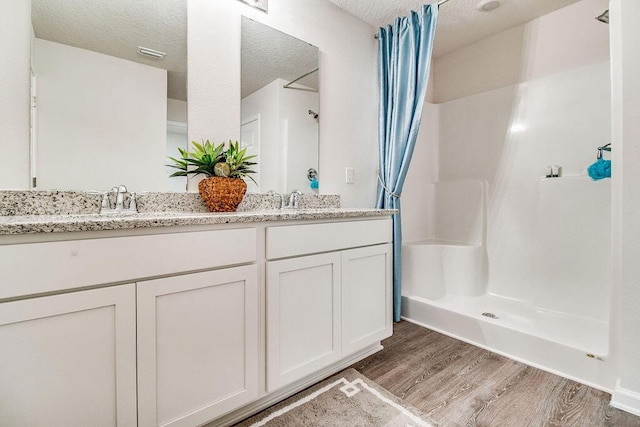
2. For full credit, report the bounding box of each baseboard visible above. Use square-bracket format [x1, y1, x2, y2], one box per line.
[205, 343, 384, 427]
[611, 384, 640, 416]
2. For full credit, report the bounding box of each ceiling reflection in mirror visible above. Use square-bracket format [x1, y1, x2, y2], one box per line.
[241, 17, 320, 195]
[28, 0, 187, 192]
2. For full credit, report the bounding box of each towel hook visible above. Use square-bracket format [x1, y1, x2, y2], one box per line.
[597, 143, 611, 160]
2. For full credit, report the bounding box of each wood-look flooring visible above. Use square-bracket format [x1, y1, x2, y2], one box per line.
[350, 321, 640, 427]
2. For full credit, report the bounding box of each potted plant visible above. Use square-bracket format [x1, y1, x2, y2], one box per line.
[167, 139, 257, 212]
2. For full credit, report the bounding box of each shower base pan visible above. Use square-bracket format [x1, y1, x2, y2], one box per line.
[401, 293, 613, 392]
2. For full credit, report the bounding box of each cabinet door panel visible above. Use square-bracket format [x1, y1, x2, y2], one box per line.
[342, 244, 393, 356]
[137, 265, 258, 427]
[0, 285, 137, 427]
[266, 252, 341, 392]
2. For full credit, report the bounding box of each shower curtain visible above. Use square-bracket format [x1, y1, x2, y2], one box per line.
[376, 4, 438, 322]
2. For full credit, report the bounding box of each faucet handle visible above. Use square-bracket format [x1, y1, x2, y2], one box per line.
[101, 193, 110, 210]
[109, 186, 119, 209]
[287, 189, 303, 209]
[128, 192, 137, 212]
[115, 185, 128, 210]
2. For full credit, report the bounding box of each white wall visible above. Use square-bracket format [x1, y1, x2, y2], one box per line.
[166, 98, 188, 192]
[35, 39, 168, 192]
[188, 0, 378, 207]
[168, 99, 188, 123]
[610, 0, 640, 414]
[166, 121, 188, 192]
[242, 80, 282, 192]
[242, 79, 319, 194]
[166, 99, 188, 192]
[280, 82, 319, 193]
[432, 0, 610, 103]
[0, 0, 31, 189]
[402, 102, 438, 242]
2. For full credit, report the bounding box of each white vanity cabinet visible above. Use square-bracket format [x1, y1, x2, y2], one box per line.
[137, 265, 258, 427]
[0, 284, 138, 426]
[0, 214, 393, 427]
[265, 219, 393, 392]
[0, 227, 258, 427]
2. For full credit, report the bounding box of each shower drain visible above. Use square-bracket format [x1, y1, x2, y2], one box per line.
[481, 312, 499, 319]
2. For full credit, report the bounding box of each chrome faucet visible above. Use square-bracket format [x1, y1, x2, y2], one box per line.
[100, 184, 137, 214]
[128, 192, 137, 211]
[287, 189, 303, 209]
[115, 185, 127, 210]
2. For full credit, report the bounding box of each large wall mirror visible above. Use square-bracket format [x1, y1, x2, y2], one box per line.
[241, 17, 320, 194]
[26, 0, 187, 192]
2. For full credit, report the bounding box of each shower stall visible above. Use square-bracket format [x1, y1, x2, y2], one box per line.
[401, 0, 614, 391]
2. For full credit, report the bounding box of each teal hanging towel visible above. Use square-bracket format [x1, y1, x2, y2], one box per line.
[588, 159, 611, 180]
[588, 143, 612, 180]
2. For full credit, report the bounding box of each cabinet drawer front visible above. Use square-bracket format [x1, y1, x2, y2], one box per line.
[266, 218, 392, 259]
[0, 228, 256, 300]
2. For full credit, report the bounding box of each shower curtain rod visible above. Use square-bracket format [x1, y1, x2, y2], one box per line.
[283, 68, 319, 91]
[374, 0, 450, 39]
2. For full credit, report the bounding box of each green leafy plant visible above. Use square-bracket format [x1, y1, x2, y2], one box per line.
[224, 140, 257, 183]
[167, 139, 257, 184]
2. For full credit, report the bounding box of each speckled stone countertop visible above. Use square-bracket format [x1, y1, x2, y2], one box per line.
[0, 190, 395, 236]
[0, 190, 342, 216]
[0, 209, 396, 235]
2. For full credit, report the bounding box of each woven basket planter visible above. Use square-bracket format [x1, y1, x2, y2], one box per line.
[198, 177, 247, 212]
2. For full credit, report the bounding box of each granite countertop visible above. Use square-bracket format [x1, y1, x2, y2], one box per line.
[0, 208, 397, 235]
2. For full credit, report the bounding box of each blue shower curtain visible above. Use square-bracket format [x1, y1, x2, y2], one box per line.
[376, 4, 438, 322]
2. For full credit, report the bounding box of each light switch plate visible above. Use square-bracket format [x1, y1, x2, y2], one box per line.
[345, 167, 354, 184]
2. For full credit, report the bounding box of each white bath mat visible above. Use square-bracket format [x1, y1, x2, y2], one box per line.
[234, 368, 437, 426]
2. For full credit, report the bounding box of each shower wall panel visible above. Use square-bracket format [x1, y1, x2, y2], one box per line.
[437, 61, 611, 312]
[536, 176, 611, 321]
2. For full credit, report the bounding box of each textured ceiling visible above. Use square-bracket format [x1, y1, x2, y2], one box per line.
[31, 0, 187, 101]
[327, 0, 582, 57]
[242, 18, 319, 99]
[29, 0, 586, 101]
